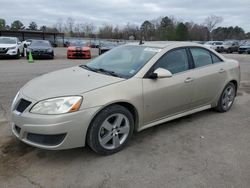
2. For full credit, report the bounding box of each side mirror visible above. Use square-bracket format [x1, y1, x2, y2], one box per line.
[149, 68, 172, 79]
[17, 42, 21, 45]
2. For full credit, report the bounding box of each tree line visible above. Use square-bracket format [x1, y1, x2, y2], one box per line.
[0, 16, 249, 41]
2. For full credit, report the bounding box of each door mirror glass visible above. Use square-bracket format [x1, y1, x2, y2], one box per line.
[17, 41, 21, 45]
[153, 68, 172, 79]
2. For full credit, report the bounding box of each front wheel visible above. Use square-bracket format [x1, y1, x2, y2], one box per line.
[87, 105, 134, 155]
[215, 82, 236, 112]
[15, 50, 20, 59]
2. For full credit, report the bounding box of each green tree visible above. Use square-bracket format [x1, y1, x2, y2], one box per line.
[11, 20, 24, 30]
[0, 18, 6, 29]
[175, 22, 189, 41]
[140, 20, 154, 41]
[159, 16, 175, 40]
[28, 21, 38, 30]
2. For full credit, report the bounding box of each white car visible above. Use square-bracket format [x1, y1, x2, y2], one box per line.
[204, 41, 224, 52]
[0, 37, 24, 58]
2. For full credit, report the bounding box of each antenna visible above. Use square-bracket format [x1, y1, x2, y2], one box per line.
[139, 32, 144, 45]
[139, 39, 144, 45]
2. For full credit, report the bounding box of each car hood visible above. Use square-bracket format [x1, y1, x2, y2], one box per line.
[20, 66, 125, 101]
[0, 44, 17, 48]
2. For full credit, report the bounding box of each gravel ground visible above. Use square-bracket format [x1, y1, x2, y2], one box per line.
[0, 48, 250, 188]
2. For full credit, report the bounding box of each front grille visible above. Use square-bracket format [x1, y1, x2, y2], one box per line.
[27, 133, 66, 146]
[0, 48, 8, 54]
[15, 99, 32, 113]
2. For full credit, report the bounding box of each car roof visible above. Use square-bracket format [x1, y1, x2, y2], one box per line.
[126, 41, 203, 48]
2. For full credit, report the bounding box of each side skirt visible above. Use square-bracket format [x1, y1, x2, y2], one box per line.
[138, 105, 211, 131]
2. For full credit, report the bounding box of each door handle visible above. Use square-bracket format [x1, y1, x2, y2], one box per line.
[184, 77, 193, 83]
[219, 68, 225, 73]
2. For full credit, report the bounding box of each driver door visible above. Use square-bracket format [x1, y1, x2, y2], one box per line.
[142, 48, 195, 124]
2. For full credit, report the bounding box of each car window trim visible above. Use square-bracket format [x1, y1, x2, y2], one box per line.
[144, 47, 192, 78]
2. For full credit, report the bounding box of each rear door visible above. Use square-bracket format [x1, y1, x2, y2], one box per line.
[188, 47, 227, 108]
[142, 48, 195, 124]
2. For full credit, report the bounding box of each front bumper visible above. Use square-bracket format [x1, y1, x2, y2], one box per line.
[27, 51, 53, 59]
[11, 94, 101, 150]
[67, 51, 91, 59]
[0, 48, 18, 56]
[238, 48, 250, 54]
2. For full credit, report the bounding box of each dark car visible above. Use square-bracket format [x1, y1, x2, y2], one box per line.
[90, 41, 100, 48]
[26, 40, 54, 59]
[238, 41, 250, 54]
[98, 42, 118, 55]
[222, 41, 240, 53]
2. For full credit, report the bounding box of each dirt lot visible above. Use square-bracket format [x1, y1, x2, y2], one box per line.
[0, 48, 250, 188]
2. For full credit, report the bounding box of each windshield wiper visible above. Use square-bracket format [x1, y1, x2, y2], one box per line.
[80, 65, 121, 78]
[79, 65, 98, 72]
[95, 68, 120, 78]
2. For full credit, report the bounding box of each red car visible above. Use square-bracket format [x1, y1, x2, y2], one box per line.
[67, 41, 91, 59]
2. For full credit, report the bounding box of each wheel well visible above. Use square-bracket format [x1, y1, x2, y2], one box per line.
[229, 80, 238, 93]
[112, 102, 139, 129]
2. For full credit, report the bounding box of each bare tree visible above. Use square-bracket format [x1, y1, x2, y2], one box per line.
[98, 24, 113, 39]
[82, 23, 95, 38]
[55, 18, 63, 33]
[204, 15, 223, 40]
[65, 17, 75, 36]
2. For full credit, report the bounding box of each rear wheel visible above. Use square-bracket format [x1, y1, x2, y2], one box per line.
[87, 105, 134, 155]
[215, 82, 236, 112]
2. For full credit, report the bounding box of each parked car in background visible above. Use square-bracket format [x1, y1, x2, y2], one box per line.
[50, 41, 58, 47]
[99, 42, 118, 55]
[22, 39, 33, 48]
[0, 36, 24, 58]
[222, 41, 240, 53]
[67, 41, 91, 59]
[90, 41, 100, 48]
[238, 41, 250, 54]
[11, 42, 240, 155]
[26, 40, 54, 59]
[204, 41, 224, 52]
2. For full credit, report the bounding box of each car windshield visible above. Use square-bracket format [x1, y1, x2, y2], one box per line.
[244, 41, 250, 46]
[70, 41, 86, 47]
[101, 43, 117, 47]
[30, 41, 51, 47]
[224, 41, 232, 45]
[0, 37, 16, 44]
[205, 41, 214, 45]
[82, 45, 161, 78]
[215, 42, 223, 45]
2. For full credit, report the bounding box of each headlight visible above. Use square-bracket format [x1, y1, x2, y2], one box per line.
[30, 96, 82, 115]
[47, 49, 53, 52]
[8, 46, 16, 50]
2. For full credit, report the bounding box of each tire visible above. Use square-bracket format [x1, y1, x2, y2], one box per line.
[15, 50, 20, 59]
[87, 105, 134, 155]
[21, 48, 25, 57]
[215, 82, 236, 113]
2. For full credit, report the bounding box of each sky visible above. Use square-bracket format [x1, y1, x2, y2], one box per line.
[1, 0, 250, 32]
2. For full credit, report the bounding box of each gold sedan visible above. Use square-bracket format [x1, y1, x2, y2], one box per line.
[11, 42, 240, 155]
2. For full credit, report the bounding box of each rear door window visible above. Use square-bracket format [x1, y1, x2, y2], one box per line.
[190, 48, 213, 68]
